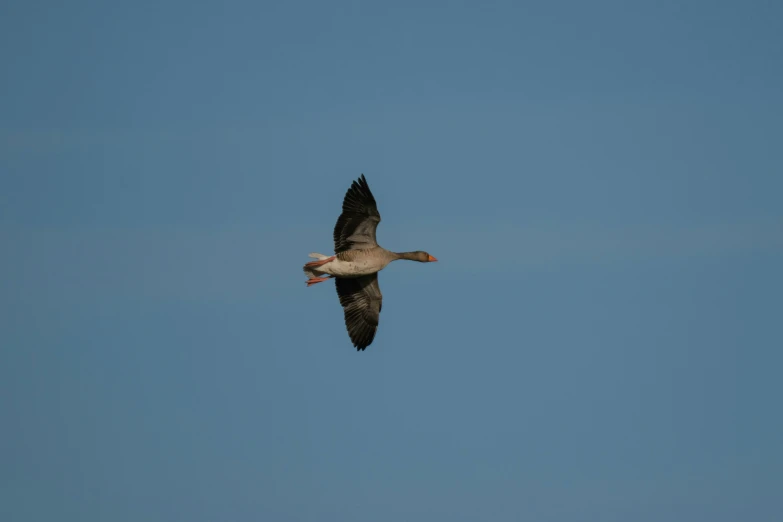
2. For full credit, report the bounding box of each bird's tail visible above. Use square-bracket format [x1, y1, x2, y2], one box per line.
[304, 253, 330, 279]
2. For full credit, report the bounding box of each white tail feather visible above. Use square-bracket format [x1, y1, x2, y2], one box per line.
[304, 252, 331, 279]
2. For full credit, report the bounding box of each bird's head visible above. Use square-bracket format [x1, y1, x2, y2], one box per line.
[411, 251, 437, 262]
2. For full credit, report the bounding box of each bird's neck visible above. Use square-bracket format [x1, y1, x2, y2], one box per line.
[394, 251, 420, 261]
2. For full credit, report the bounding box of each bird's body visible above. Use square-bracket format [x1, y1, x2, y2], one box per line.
[306, 248, 396, 278]
[303, 175, 436, 351]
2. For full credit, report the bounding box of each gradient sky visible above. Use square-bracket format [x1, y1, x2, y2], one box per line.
[2, 1, 782, 521]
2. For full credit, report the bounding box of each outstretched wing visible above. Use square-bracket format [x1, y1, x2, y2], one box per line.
[335, 274, 383, 351]
[333, 174, 381, 253]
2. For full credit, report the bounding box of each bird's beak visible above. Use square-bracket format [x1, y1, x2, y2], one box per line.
[428, 255, 438, 262]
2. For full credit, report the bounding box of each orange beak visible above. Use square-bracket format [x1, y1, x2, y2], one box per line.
[428, 255, 438, 262]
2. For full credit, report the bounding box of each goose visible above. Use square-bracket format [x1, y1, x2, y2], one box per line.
[303, 174, 437, 351]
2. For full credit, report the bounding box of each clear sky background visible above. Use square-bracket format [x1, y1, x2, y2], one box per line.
[2, 1, 782, 521]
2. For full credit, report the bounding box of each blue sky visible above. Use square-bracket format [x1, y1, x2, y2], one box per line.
[2, 1, 782, 521]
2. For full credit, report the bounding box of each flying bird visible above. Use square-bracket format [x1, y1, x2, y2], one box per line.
[303, 174, 437, 350]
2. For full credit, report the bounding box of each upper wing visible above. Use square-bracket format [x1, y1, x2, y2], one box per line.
[333, 174, 381, 253]
[335, 274, 383, 351]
